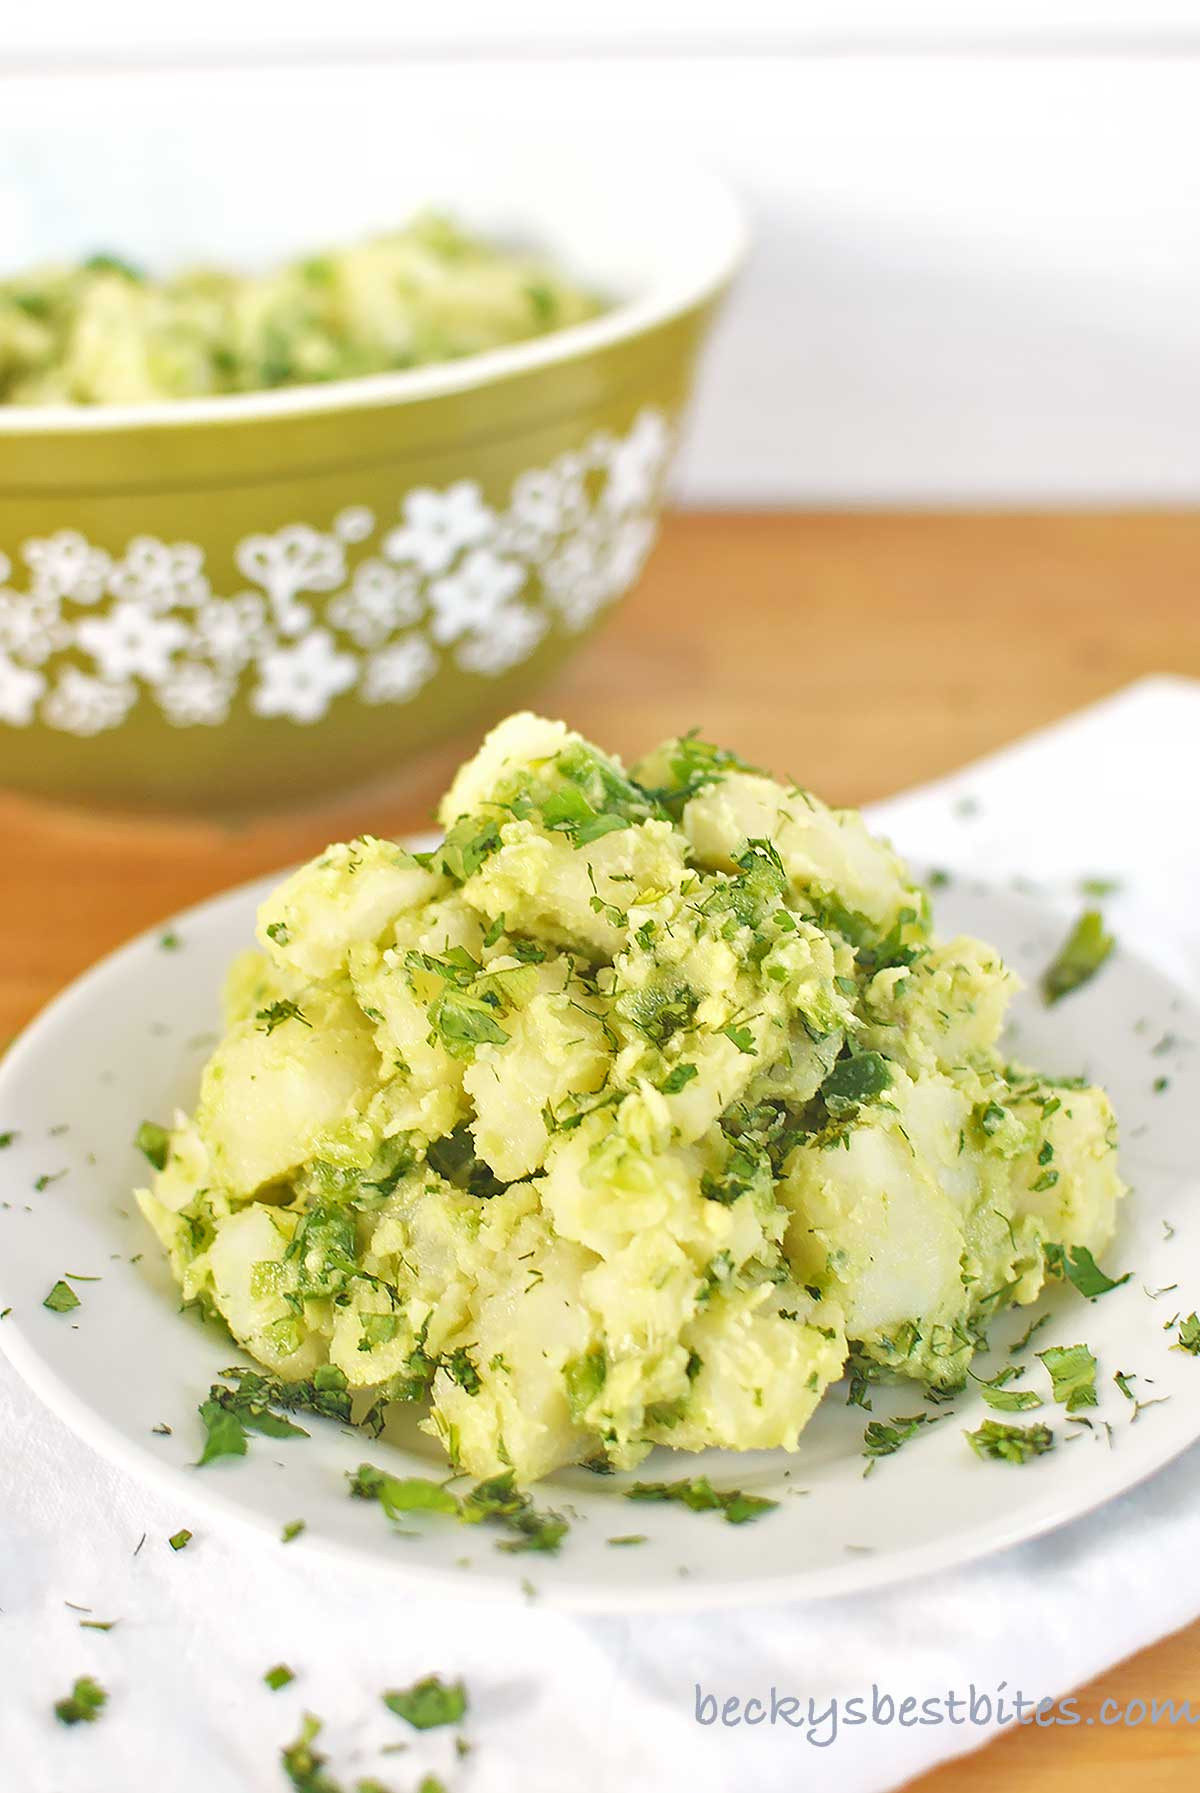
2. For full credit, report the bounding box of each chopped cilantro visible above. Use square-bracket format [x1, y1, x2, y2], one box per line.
[438, 816, 502, 882]
[979, 1382, 1043, 1413]
[265, 1663, 296, 1691]
[348, 1465, 459, 1518]
[563, 1347, 606, 1420]
[700, 1136, 769, 1207]
[219, 1363, 351, 1425]
[494, 1505, 569, 1554]
[168, 1528, 192, 1550]
[1041, 910, 1114, 1005]
[1174, 1313, 1200, 1355]
[282, 1714, 340, 1793]
[159, 929, 182, 951]
[721, 1022, 757, 1056]
[1044, 1242, 1130, 1299]
[195, 1400, 249, 1466]
[195, 1370, 316, 1466]
[821, 1051, 892, 1114]
[79, 1619, 117, 1632]
[966, 1419, 1055, 1463]
[430, 989, 509, 1057]
[357, 1313, 400, 1352]
[862, 1413, 928, 1458]
[256, 1000, 311, 1035]
[607, 1534, 648, 1546]
[660, 1063, 699, 1094]
[1037, 1343, 1098, 1412]
[0, 1130, 16, 1148]
[353, 1462, 570, 1552]
[1009, 1312, 1051, 1355]
[624, 1476, 777, 1524]
[382, 1674, 467, 1731]
[640, 731, 760, 815]
[54, 1675, 107, 1725]
[43, 1279, 80, 1313]
[134, 1118, 171, 1169]
[445, 1348, 481, 1395]
[615, 972, 698, 1046]
[282, 1519, 306, 1543]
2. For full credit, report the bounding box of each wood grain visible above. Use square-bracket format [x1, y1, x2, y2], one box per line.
[3, 509, 1199, 1788]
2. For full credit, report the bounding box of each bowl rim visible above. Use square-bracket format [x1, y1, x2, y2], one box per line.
[0, 161, 745, 437]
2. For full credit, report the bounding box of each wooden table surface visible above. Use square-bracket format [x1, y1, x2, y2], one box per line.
[3, 510, 1199, 1788]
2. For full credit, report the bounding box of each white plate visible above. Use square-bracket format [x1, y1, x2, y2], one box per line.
[0, 867, 1196, 1611]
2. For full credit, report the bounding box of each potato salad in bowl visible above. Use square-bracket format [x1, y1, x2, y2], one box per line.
[135, 714, 1125, 1485]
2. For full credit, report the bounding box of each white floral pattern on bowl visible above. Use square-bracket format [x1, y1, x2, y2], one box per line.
[0, 408, 670, 736]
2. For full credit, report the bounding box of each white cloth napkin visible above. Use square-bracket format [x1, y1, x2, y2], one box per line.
[3, 675, 1199, 1793]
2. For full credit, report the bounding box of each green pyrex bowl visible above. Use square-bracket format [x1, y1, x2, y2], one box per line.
[0, 168, 742, 811]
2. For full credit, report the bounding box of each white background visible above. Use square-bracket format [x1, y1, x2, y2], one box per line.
[5, 4, 1200, 503]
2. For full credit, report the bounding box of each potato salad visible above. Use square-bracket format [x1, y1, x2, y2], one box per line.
[137, 714, 1125, 1484]
[0, 215, 600, 404]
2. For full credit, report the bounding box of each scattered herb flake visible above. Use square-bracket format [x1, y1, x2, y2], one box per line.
[1044, 1242, 1130, 1300]
[265, 1663, 296, 1691]
[1041, 910, 1114, 1005]
[134, 1120, 170, 1171]
[168, 1528, 192, 1551]
[195, 1372, 312, 1467]
[624, 1477, 777, 1524]
[195, 1399, 249, 1466]
[1174, 1313, 1200, 1355]
[282, 1519, 306, 1543]
[382, 1675, 467, 1731]
[79, 1619, 117, 1632]
[862, 1413, 928, 1458]
[966, 1420, 1055, 1463]
[43, 1279, 80, 1313]
[1038, 1343, 1098, 1412]
[256, 1000, 311, 1036]
[979, 1383, 1044, 1413]
[348, 1465, 459, 1519]
[54, 1675, 107, 1726]
[281, 1714, 340, 1793]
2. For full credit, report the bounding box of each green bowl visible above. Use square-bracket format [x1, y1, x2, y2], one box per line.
[0, 160, 742, 811]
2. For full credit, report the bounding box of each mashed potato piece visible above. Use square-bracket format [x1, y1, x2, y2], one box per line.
[136, 712, 1126, 1482]
[0, 214, 601, 404]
